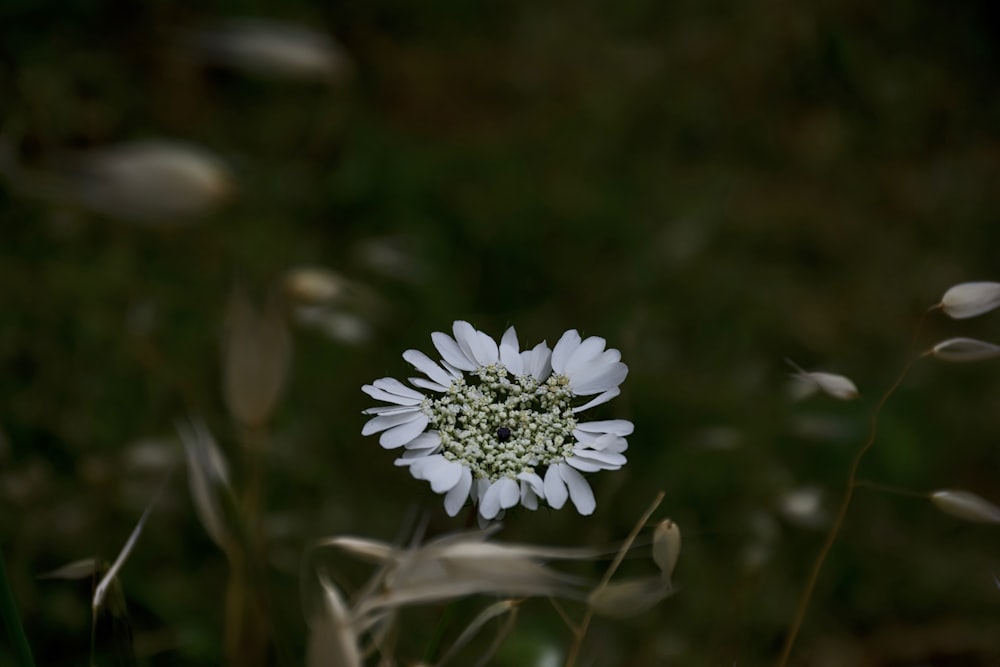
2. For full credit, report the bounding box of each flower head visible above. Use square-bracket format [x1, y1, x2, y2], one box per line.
[362, 322, 632, 520]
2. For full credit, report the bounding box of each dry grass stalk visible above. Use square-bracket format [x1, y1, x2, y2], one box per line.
[306, 572, 362, 667]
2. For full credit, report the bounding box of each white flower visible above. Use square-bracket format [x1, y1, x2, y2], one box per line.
[362, 322, 631, 520]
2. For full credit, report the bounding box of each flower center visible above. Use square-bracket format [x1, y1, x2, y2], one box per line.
[422, 363, 577, 481]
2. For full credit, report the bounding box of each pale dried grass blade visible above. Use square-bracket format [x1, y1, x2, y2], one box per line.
[38, 558, 99, 580]
[652, 519, 681, 587]
[307, 572, 362, 667]
[222, 286, 292, 426]
[178, 418, 234, 553]
[588, 576, 673, 618]
[315, 536, 396, 564]
[930, 490, 1000, 525]
[93, 491, 159, 613]
[938, 281, 1000, 319]
[434, 600, 517, 667]
[928, 337, 1000, 362]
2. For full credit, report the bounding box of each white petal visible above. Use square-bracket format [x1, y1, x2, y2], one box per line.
[372, 377, 425, 401]
[564, 457, 602, 472]
[480, 481, 504, 519]
[412, 456, 463, 493]
[518, 472, 544, 510]
[564, 336, 607, 375]
[544, 464, 568, 509]
[574, 432, 628, 453]
[569, 449, 627, 470]
[600, 348, 621, 363]
[403, 431, 440, 452]
[499, 327, 523, 376]
[396, 448, 434, 461]
[474, 478, 491, 505]
[551, 330, 581, 374]
[432, 331, 477, 371]
[444, 467, 473, 516]
[362, 383, 423, 406]
[520, 342, 552, 381]
[575, 420, 635, 436]
[475, 331, 500, 366]
[452, 321, 484, 367]
[560, 465, 596, 515]
[520, 482, 538, 510]
[403, 349, 455, 386]
[362, 404, 419, 416]
[362, 410, 421, 436]
[440, 359, 463, 378]
[572, 388, 620, 413]
[497, 477, 520, 509]
[569, 362, 629, 395]
[517, 471, 545, 496]
[379, 413, 429, 448]
[408, 377, 449, 393]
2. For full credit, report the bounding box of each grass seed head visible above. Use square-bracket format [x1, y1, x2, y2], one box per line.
[938, 281, 1000, 319]
[928, 337, 1000, 362]
[588, 576, 673, 618]
[930, 490, 1000, 525]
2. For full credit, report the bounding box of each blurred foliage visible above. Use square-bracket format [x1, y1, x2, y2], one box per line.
[2, 0, 1000, 665]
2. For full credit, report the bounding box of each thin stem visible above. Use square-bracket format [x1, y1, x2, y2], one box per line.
[853, 480, 928, 499]
[776, 312, 928, 667]
[564, 490, 665, 667]
[0, 546, 35, 667]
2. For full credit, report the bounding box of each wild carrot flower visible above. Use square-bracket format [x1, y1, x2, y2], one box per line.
[362, 321, 632, 520]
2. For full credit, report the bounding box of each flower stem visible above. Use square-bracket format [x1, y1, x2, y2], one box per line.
[564, 490, 664, 667]
[776, 313, 927, 666]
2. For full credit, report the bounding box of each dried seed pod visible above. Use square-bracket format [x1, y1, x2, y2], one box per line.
[588, 576, 673, 618]
[938, 282, 1000, 319]
[928, 337, 1000, 362]
[652, 519, 681, 587]
[930, 490, 1000, 525]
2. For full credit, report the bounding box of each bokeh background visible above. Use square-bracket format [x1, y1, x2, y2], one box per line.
[2, 1, 1000, 665]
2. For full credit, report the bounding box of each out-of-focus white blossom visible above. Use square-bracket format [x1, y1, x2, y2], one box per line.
[72, 141, 233, 224]
[188, 19, 351, 82]
[2, 139, 233, 225]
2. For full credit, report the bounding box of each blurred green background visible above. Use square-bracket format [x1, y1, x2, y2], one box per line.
[2, 0, 1000, 665]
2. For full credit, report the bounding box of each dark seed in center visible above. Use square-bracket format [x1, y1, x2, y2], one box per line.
[496, 426, 512, 442]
